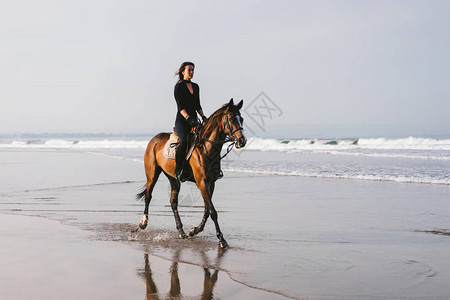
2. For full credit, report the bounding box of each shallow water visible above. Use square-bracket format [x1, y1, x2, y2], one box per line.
[4, 178, 450, 299]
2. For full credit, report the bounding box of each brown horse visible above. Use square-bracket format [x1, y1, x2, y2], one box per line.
[137, 99, 246, 248]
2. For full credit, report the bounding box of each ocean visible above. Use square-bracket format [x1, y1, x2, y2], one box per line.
[2, 134, 449, 185]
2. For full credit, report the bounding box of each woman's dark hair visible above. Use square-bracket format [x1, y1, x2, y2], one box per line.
[175, 61, 195, 81]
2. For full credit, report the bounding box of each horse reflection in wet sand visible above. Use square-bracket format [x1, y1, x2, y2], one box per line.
[137, 99, 246, 248]
[137, 248, 226, 300]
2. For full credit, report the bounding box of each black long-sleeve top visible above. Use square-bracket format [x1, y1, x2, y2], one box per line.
[174, 80, 202, 120]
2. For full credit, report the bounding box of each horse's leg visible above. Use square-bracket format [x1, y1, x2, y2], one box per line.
[197, 181, 228, 248]
[167, 176, 187, 238]
[188, 208, 209, 237]
[210, 202, 228, 248]
[189, 183, 215, 237]
[139, 166, 162, 230]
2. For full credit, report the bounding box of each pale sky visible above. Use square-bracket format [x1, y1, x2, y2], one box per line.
[1, 0, 449, 137]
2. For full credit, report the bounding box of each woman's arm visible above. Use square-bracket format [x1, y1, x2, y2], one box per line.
[179, 109, 190, 120]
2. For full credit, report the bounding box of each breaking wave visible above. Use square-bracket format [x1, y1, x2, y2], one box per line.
[2, 135, 449, 185]
[1, 136, 450, 151]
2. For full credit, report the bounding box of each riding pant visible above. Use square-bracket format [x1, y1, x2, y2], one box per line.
[175, 116, 191, 170]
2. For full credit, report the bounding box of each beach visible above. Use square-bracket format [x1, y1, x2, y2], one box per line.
[1, 148, 450, 299]
[2, 1, 450, 298]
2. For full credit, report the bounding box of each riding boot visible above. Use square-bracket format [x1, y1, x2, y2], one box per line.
[175, 148, 185, 180]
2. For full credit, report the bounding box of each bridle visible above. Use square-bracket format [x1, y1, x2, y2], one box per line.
[198, 111, 244, 159]
[224, 113, 244, 142]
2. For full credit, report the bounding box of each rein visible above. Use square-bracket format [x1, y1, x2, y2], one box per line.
[198, 131, 235, 160]
[203, 139, 235, 159]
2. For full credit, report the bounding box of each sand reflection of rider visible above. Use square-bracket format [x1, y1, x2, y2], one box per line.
[137, 248, 226, 300]
[174, 62, 207, 182]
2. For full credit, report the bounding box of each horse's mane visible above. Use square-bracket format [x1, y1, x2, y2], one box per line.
[199, 103, 230, 140]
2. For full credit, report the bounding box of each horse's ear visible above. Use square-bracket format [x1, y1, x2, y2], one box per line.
[236, 99, 243, 110]
[229, 98, 234, 106]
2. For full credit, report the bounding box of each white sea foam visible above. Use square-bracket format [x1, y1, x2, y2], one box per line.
[308, 150, 450, 161]
[223, 167, 450, 185]
[234, 137, 450, 161]
[1, 136, 450, 151]
[243, 137, 450, 151]
[0, 139, 149, 149]
[357, 137, 450, 150]
[2, 135, 449, 185]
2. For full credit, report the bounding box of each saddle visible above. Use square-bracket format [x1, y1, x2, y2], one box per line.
[162, 132, 180, 160]
[162, 128, 197, 161]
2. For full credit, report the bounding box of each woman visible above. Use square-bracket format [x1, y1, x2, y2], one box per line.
[174, 61, 207, 180]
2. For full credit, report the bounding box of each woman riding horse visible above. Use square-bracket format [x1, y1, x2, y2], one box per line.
[174, 62, 207, 181]
[138, 97, 246, 248]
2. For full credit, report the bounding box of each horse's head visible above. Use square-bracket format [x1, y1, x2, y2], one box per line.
[223, 98, 246, 148]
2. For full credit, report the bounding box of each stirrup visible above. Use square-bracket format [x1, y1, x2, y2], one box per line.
[176, 173, 184, 182]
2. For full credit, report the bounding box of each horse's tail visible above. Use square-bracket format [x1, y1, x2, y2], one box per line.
[136, 185, 148, 201]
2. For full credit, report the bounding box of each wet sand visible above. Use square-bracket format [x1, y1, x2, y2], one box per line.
[1, 149, 450, 299]
[0, 213, 282, 300]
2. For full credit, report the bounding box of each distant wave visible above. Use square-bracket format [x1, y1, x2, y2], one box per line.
[3, 136, 448, 185]
[235, 137, 450, 160]
[243, 137, 450, 151]
[0, 139, 149, 149]
[2, 136, 450, 153]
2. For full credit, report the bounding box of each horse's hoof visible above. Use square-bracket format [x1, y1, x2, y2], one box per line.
[139, 215, 149, 230]
[188, 227, 197, 237]
[179, 232, 187, 239]
[219, 240, 228, 249]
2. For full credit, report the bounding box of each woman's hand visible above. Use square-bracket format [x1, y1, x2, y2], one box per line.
[187, 116, 199, 127]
